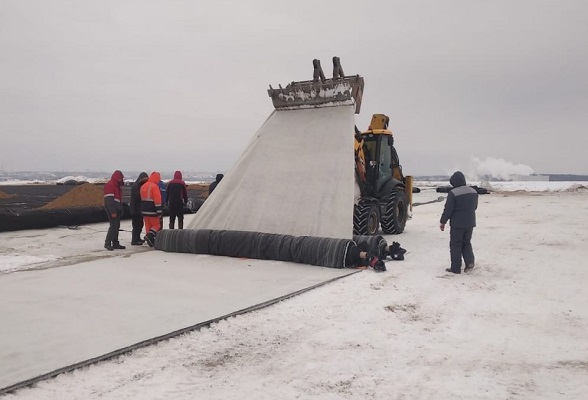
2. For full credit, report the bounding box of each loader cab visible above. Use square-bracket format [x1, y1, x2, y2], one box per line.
[361, 133, 395, 196]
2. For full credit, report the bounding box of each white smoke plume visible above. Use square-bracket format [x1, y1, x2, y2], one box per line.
[466, 157, 535, 181]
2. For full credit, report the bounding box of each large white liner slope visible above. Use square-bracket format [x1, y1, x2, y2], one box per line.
[188, 105, 356, 239]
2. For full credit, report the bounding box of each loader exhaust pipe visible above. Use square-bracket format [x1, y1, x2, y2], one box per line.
[268, 57, 364, 114]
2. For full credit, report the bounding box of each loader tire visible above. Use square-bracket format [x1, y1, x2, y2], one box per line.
[381, 190, 408, 234]
[353, 200, 379, 236]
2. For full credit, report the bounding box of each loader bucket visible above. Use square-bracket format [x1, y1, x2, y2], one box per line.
[268, 58, 365, 114]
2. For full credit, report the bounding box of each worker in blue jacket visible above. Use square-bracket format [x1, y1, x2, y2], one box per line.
[440, 171, 479, 274]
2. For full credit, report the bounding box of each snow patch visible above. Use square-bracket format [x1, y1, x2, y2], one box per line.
[0, 254, 59, 273]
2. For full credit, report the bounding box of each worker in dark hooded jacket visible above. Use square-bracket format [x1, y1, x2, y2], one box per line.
[130, 172, 148, 245]
[158, 179, 167, 229]
[208, 173, 224, 196]
[166, 170, 188, 229]
[440, 171, 478, 274]
[103, 170, 126, 251]
[140, 171, 163, 247]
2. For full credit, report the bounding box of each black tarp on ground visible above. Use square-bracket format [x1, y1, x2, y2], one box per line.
[155, 229, 353, 269]
[0, 205, 130, 232]
[0, 184, 206, 232]
[0, 185, 75, 210]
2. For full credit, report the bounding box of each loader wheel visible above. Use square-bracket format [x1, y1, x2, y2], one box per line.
[381, 190, 408, 234]
[353, 200, 379, 236]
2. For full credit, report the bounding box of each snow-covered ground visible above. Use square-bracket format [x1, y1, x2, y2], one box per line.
[1, 182, 588, 399]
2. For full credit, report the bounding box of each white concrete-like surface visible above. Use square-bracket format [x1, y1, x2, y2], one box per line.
[188, 106, 356, 239]
[0, 249, 351, 390]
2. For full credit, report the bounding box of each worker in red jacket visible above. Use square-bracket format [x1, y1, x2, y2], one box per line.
[103, 170, 126, 251]
[140, 171, 163, 247]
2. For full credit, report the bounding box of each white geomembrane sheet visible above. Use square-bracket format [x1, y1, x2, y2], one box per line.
[187, 105, 356, 239]
[0, 251, 352, 390]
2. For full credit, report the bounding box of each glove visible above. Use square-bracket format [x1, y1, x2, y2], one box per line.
[111, 213, 117, 218]
[368, 254, 386, 271]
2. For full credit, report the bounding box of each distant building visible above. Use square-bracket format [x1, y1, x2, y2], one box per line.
[548, 174, 588, 181]
[511, 174, 588, 182]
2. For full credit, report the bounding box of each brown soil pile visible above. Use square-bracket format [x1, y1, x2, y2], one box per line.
[0, 191, 16, 199]
[41, 183, 105, 209]
[187, 183, 210, 199]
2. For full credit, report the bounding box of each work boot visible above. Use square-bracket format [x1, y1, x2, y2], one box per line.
[367, 254, 386, 271]
[178, 220, 183, 230]
[445, 268, 461, 274]
[104, 243, 114, 251]
[112, 243, 126, 250]
[464, 263, 475, 273]
[131, 234, 144, 244]
[373, 258, 386, 272]
[144, 233, 155, 248]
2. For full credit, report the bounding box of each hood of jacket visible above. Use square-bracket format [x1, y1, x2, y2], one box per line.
[148, 171, 161, 184]
[173, 171, 183, 180]
[135, 172, 148, 184]
[215, 173, 224, 183]
[450, 171, 467, 187]
[110, 170, 124, 185]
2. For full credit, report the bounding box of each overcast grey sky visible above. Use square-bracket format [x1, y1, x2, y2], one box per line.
[1, 0, 587, 175]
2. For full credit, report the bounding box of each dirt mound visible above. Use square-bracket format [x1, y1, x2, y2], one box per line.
[0, 191, 16, 200]
[187, 183, 209, 199]
[40, 183, 105, 209]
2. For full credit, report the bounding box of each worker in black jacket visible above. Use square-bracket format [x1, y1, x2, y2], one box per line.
[130, 172, 148, 245]
[166, 170, 188, 229]
[440, 171, 479, 274]
[208, 173, 224, 196]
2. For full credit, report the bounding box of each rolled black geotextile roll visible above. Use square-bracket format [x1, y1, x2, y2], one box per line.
[436, 185, 489, 195]
[155, 229, 353, 269]
[0, 205, 130, 232]
[353, 235, 388, 258]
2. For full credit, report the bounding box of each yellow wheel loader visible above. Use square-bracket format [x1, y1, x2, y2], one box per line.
[268, 57, 412, 236]
[353, 114, 413, 235]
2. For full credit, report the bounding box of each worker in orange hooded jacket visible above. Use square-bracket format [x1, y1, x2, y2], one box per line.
[140, 171, 163, 247]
